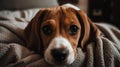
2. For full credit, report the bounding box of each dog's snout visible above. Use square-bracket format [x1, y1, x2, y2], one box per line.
[51, 49, 68, 62]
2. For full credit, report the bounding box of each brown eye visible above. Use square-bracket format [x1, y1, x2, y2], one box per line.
[42, 25, 52, 35]
[69, 25, 79, 35]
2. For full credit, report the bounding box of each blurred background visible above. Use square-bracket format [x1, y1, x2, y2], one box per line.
[0, 0, 119, 28]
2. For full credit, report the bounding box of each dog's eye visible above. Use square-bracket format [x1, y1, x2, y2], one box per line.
[69, 25, 79, 35]
[42, 25, 52, 35]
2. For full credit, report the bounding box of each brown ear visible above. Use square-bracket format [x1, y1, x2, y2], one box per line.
[77, 10, 99, 48]
[24, 9, 47, 54]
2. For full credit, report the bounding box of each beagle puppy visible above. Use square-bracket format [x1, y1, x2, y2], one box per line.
[24, 6, 99, 66]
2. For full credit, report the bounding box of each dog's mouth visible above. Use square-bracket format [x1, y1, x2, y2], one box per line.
[44, 50, 75, 66]
[44, 57, 68, 66]
[44, 36, 75, 66]
[52, 60, 68, 66]
[45, 48, 70, 65]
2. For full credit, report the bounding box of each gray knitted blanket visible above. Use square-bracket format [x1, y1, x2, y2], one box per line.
[0, 8, 120, 67]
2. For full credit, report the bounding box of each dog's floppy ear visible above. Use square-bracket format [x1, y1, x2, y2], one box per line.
[24, 9, 47, 54]
[76, 10, 99, 48]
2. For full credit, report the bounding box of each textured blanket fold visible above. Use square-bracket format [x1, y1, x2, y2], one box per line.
[0, 8, 120, 67]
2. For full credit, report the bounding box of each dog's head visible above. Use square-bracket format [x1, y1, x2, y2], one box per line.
[24, 6, 98, 66]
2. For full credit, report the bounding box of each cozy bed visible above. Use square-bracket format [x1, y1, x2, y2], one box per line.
[0, 1, 120, 67]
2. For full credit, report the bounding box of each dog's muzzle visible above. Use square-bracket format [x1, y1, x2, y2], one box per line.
[44, 36, 75, 65]
[51, 48, 68, 62]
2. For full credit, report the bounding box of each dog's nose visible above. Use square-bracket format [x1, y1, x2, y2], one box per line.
[51, 49, 68, 62]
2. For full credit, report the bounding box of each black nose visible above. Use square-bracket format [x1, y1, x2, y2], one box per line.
[51, 49, 68, 62]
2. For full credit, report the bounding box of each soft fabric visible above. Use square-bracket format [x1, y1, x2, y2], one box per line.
[0, 7, 120, 67]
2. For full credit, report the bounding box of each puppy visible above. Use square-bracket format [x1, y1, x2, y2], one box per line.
[24, 6, 99, 66]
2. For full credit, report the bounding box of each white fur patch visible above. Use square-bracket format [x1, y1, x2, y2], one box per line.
[44, 36, 75, 65]
[63, 3, 80, 10]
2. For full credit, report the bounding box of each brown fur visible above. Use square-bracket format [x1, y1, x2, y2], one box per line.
[24, 6, 99, 57]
